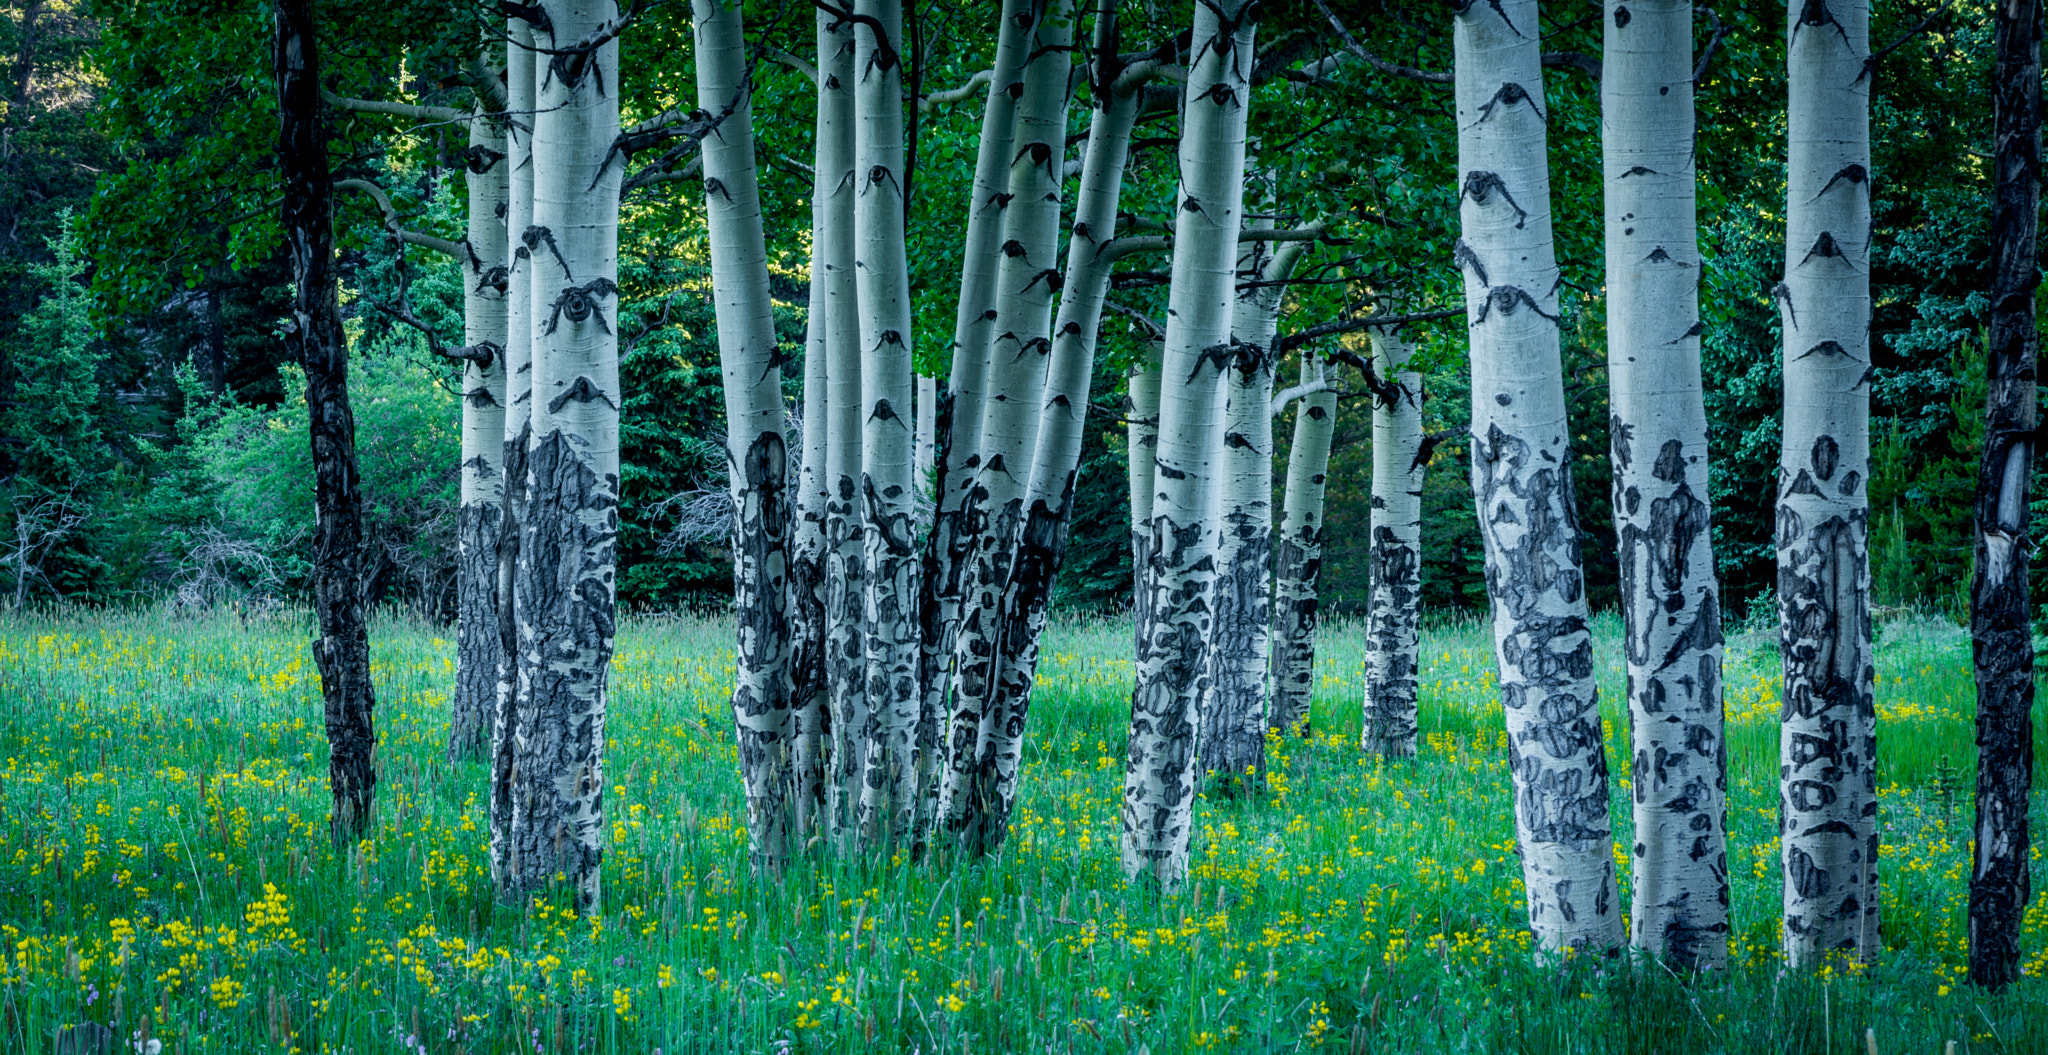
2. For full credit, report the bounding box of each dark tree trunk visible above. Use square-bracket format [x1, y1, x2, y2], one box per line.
[275, 0, 376, 845]
[1970, 0, 2042, 992]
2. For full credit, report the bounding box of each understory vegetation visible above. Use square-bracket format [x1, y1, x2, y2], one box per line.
[1, 607, 2041, 1053]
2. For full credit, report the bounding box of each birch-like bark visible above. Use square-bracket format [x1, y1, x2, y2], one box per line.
[917, 0, 1036, 819]
[816, 12, 868, 846]
[851, 0, 921, 851]
[1362, 329, 1423, 758]
[696, 0, 794, 869]
[915, 372, 936, 492]
[1201, 225, 1307, 789]
[788, 15, 839, 844]
[1269, 348, 1335, 738]
[1970, 0, 2041, 991]
[489, 15, 537, 886]
[937, 9, 1146, 855]
[1776, 0, 1876, 967]
[277, 0, 377, 844]
[504, 0, 620, 911]
[1603, 0, 1728, 968]
[450, 96, 510, 762]
[1121, 0, 1257, 887]
[935, 1, 1074, 853]
[1452, 0, 1621, 953]
[1127, 343, 1162, 660]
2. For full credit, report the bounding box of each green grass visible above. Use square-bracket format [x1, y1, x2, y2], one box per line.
[0, 605, 2043, 1053]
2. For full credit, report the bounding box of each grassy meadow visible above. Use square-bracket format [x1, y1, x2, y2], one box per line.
[0, 605, 2044, 1053]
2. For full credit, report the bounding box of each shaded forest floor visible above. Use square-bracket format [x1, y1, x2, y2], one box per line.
[0, 606, 2044, 1053]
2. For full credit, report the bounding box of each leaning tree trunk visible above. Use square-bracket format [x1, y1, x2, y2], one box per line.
[276, 0, 377, 845]
[502, 0, 621, 911]
[817, 10, 868, 848]
[696, 0, 794, 870]
[450, 97, 510, 762]
[489, 13, 537, 885]
[1776, 0, 1876, 968]
[1269, 348, 1336, 738]
[1970, 0, 2041, 992]
[1603, 0, 1728, 968]
[1362, 328, 1423, 759]
[935, 1, 1073, 855]
[1121, 0, 1257, 887]
[1201, 223, 1310, 790]
[938, 9, 1153, 855]
[917, 0, 1037, 834]
[1451, 0, 1621, 954]
[850, 0, 921, 851]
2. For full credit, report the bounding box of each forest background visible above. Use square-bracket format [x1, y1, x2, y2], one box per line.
[0, 0, 2012, 625]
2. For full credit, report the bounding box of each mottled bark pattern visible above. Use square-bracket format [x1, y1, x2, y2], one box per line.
[1122, 0, 1257, 887]
[1453, 0, 1621, 952]
[1604, 0, 1729, 967]
[1362, 331, 1423, 759]
[936, 4, 1073, 853]
[1970, 0, 2040, 991]
[1777, 0, 1877, 968]
[1270, 351, 1334, 738]
[697, 0, 794, 870]
[851, 0, 922, 851]
[276, 0, 377, 844]
[451, 97, 511, 762]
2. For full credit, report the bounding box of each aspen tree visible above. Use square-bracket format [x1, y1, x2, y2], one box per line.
[935, 0, 1074, 852]
[695, 0, 793, 868]
[1121, 0, 1258, 886]
[1604, 0, 1728, 967]
[1451, 0, 1621, 952]
[1970, 0, 2041, 991]
[504, 0, 622, 909]
[1361, 328, 1423, 759]
[850, 0, 922, 849]
[1269, 347, 1336, 738]
[449, 98, 510, 761]
[1777, 0, 1877, 967]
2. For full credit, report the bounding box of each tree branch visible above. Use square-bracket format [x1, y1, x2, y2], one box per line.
[1275, 307, 1461, 355]
[333, 178, 468, 262]
[322, 90, 467, 125]
[917, 68, 991, 111]
[763, 46, 818, 85]
[1541, 51, 1600, 82]
[1270, 379, 1345, 418]
[1692, 6, 1731, 85]
[1104, 300, 1165, 340]
[1312, 0, 1450, 84]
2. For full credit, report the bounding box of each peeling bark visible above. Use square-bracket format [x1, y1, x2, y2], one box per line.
[451, 90, 511, 763]
[1970, 0, 2040, 992]
[276, 0, 377, 845]
[1453, 0, 1621, 953]
[1269, 348, 1335, 738]
[935, 1, 1073, 854]
[1122, 0, 1258, 887]
[1777, 0, 1877, 968]
[697, 0, 794, 870]
[1604, 0, 1728, 968]
[1362, 329, 1423, 760]
[503, 0, 620, 911]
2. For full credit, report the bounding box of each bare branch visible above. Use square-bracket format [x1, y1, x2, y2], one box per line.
[322, 90, 467, 125]
[1275, 307, 1461, 355]
[1270, 379, 1345, 418]
[763, 46, 818, 85]
[917, 68, 992, 111]
[1312, 0, 1451, 84]
[333, 179, 468, 261]
[1692, 6, 1731, 85]
[1104, 300, 1166, 340]
[1541, 51, 1600, 82]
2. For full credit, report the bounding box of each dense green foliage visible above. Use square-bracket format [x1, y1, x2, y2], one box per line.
[0, 0, 2019, 623]
[1, 610, 2042, 1050]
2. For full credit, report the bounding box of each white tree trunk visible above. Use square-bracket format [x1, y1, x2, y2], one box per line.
[1269, 348, 1335, 738]
[1201, 218, 1307, 789]
[1452, 0, 1621, 953]
[505, 0, 620, 911]
[1603, 0, 1729, 968]
[915, 372, 936, 493]
[1362, 329, 1423, 759]
[696, 0, 794, 869]
[816, 12, 868, 847]
[850, 0, 921, 850]
[917, 0, 1037, 819]
[1121, 0, 1257, 887]
[488, 15, 536, 891]
[1777, 0, 1876, 967]
[935, 1, 1074, 853]
[451, 93, 510, 761]
[1127, 342, 1162, 660]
